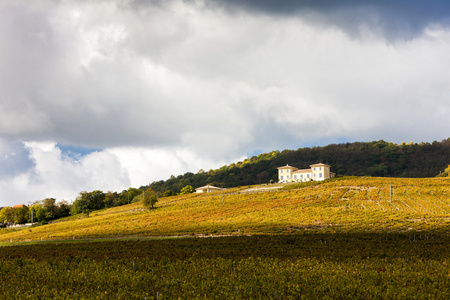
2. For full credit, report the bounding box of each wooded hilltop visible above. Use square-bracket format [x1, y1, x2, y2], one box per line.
[146, 139, 450, 194]
[2, 139, 450, 226]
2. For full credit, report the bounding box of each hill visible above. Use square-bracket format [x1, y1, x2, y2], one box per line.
[1, 177, 449, 243]
[1, 177, 449, 298]
[147, 139, 450, 194]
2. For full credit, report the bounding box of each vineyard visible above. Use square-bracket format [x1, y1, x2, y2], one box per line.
[1, 177, 449, 298]
[1, 177, 449, 243]
[0, 233, 449, 299]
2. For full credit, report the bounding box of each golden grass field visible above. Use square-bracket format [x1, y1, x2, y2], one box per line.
[1, 177, 449, 243]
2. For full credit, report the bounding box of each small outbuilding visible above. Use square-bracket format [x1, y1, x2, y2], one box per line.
[195, 185, 222, 193]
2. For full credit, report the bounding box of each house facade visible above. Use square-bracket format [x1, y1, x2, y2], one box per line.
[195, 185, 222, 193]
[278, 163, 335, 183]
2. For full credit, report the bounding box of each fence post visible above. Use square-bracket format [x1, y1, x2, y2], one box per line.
[390, 183, 392, 203]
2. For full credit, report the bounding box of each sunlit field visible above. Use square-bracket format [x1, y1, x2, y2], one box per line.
[1, 177, 449, 242]
[1, 177, 449, 298]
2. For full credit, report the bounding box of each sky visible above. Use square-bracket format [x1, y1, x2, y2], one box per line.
[1, 0, 450, 206]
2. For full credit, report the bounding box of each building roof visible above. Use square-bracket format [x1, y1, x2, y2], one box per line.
[12, 204, 26, 208]
[277, 164, 298, 170]
[195, 185, 222, 190]
[310, 163, 331, 167]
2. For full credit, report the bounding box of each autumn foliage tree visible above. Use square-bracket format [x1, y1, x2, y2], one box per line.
[0, 207, 14, 224]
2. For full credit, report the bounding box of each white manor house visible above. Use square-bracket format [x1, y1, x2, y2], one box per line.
[278, 163, 335, 183]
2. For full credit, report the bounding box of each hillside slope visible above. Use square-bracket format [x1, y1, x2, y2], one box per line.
[1, 177, 449, 243]
[148, 139, 450, 194]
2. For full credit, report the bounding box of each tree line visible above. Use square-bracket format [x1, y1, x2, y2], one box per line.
[0, 188, 148, 226]
[146, 139, 450, 194]
[2, 139, 450, 225]
[0, 185, 196, 226]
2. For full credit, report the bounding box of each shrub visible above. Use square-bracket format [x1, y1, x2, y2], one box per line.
[142, 189, 158, 210]
[180, 185, 194, 195]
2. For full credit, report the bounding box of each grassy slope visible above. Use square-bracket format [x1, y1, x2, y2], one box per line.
[1, 177, 449, 243]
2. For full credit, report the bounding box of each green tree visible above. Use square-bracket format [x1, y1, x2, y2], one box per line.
[30, 198, 70, 222]
[36, 207, 48, 223]
[437, 164, 450, 177]
[180, 185, 194, 195]
[13, 205, 29, 224]
[71, 191, 105, 217]
[42, 198, 57, 221]
[0, 207, 14, 224]
[70, 200, 83, 216]
[42, 198, 56, 213]
[118, 188, 142, 205]
[118, 190, 130, 206]
[127, 188, 142, 202]
[162, 190, 176, 197]
[104, 192, 119, 208]
[28, 203, 42, 223]
[142, 189, 158, 210]
[55, 200, 71, 219]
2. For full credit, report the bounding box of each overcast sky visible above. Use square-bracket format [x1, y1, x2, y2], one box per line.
[1, 0, 450, 206]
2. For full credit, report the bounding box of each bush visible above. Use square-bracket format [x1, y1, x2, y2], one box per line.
[142, 189, 158, 210]
[163, 190, 176, 197]
[180, 185, 194, 195]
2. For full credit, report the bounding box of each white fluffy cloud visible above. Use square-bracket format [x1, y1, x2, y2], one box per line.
[0, 142, 127, 206]
[0, 142, 232, 206]
[1, 0, 450, 205]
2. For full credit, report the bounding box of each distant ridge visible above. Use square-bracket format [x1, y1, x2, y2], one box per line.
[147, 139, 450, 195]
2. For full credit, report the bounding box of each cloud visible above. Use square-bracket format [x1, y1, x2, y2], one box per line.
[0, 0, 257, 155]
[208, 0, 450, 39]
[0, 0, 450, 205]
[0, 142, 131, 205]
[2, 0, 449, 151]
[0, 141, 232, 207]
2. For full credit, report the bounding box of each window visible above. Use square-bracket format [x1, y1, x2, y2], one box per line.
[319, 173, 323, 178]
[320, 167, 322, 170]
[280, 176, 284, 180]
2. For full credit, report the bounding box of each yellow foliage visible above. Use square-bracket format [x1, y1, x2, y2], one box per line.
[1, 177, 449, 242]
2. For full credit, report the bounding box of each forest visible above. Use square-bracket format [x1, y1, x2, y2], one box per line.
[2, 139, 449, 225]
[147, 139, 450, 194]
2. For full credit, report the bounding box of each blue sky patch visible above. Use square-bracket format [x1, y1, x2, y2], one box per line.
[57, 144, 103, 161]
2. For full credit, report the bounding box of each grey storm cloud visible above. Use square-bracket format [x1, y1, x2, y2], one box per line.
[1, 0, 450, 154]
[1, 0, 450, 205]
[208, 0, 450, 39]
